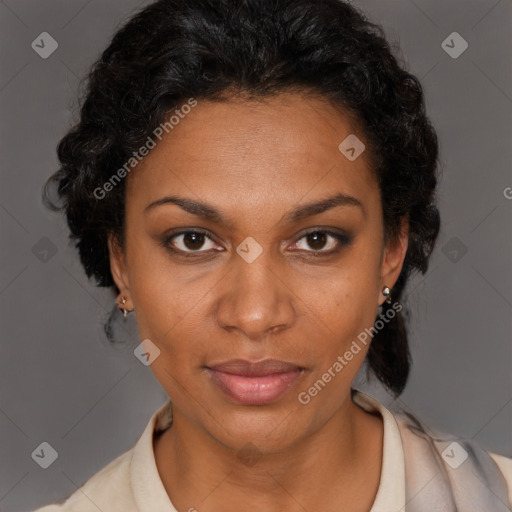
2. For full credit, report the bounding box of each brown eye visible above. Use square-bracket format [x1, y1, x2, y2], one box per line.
[164, 230, 219, 253]
[305, 232, 328, 250]
[182, 232, 206, 251]
[293, 230, 352, 254]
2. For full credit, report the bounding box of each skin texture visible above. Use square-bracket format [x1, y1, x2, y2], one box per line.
[109, 92, 409, 511]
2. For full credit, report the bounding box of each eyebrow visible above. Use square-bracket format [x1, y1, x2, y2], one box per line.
[283, 192, 364, 223]
[144, 192, 364, 226]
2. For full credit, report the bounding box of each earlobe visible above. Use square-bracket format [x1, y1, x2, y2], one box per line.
[379, 216, 409, 304]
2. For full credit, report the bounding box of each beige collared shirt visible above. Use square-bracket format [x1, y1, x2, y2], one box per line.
[33, 391, 512, 511]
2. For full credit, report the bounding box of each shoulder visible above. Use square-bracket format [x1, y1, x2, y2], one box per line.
[31, 399, 173, 512]
[393, 409, 512, 508]
[489, 451, 512, 505]
[31, 448, 137, 512]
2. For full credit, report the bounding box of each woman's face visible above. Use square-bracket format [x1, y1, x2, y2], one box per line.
[109, 92, 407, 453]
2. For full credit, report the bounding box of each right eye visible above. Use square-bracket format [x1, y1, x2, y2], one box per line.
[162, 229, 223, 255]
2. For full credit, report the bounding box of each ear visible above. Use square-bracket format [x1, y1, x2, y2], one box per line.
[379, 215, 409, 306]
[108, 233, 131, 297]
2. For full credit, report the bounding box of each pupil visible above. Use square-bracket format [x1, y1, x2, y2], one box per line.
[308, 232, 326, 250]
[184, 233, 205, 250]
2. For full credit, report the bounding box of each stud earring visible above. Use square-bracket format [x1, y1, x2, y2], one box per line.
[382, 286, 392, 304]
[119, 296, 134, 317]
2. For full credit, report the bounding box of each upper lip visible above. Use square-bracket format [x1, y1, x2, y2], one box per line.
[207, 359, 303, 376]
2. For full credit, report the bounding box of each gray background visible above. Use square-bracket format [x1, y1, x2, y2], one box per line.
[0, 0, 511, 510]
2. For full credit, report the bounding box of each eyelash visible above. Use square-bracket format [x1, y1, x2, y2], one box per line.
[160, 228, 352, 257]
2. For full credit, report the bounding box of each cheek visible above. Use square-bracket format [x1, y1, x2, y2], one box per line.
[302, 257, 380, 345]
[123, 232, 207, 342]
[130, 267, 210, 345]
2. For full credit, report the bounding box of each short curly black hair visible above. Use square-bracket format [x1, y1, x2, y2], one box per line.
[44, 0, 440, 397]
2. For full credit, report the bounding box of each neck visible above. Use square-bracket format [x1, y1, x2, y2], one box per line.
[154, 395, 383, 512]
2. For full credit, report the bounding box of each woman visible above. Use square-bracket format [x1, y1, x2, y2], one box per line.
[34, 0, 511, 510]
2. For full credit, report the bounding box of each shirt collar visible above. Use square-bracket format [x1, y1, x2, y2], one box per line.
[352, 390, 406, 512]
[130, 400, 176, 512]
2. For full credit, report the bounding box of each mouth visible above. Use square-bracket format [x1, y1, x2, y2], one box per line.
[205, 359, 305, 406]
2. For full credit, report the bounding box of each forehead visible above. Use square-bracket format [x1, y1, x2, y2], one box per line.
[127, 92, 378, 212]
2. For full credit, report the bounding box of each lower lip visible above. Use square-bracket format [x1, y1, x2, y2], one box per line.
[207, 368, 303, 405]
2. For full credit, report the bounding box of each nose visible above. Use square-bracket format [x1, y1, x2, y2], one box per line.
[215, 251, 296, 341]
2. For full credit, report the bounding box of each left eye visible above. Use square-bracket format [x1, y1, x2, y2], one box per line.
[292, 231, 350, 253]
